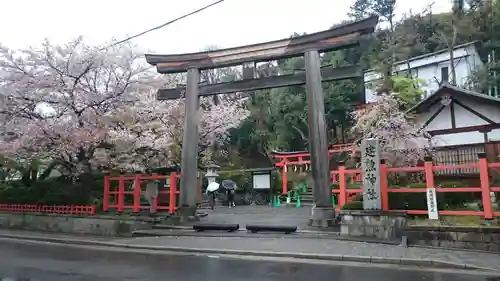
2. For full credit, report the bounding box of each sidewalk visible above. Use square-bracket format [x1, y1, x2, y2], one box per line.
[0, 229, 499, 271]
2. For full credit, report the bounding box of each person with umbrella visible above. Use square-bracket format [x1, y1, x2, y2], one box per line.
[144, 170, 161, 215]
[206, 181, 220, 210]
[221, 179, 237, 208]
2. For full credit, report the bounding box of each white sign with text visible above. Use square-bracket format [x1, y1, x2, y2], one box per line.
[426, 187, 439, 220]
[253, 173, 271, 189]
[361, 138, 382, 210]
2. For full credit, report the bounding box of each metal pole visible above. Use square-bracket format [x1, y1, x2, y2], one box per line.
[304, 50, 334, 227]
[179, 68, 200, 219]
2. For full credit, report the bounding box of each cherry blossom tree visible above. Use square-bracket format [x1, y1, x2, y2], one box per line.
[351, 92, 433, 167]
[0, 38, 156, 174]
[93, 91, 249, 172]
[0, 38, 249, 175]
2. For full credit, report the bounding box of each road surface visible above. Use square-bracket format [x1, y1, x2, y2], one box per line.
[0, 240, 497, 281]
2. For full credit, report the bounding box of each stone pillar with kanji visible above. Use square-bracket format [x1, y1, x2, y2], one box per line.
[361, 138, 382, 210]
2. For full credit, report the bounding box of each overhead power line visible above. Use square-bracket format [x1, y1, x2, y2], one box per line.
[100, 0, 225, 50]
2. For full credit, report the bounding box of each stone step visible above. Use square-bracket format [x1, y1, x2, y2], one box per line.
[282, 194, 312, 199]
[277, 198, 313, 206]
[298, 202, 314, 206]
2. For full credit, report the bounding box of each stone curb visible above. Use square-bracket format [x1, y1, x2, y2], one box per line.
[153, 225, 338, 234]
[132, 229, 401, 245]
[0, 233, 489, 271]
[153, 225, 337, 234]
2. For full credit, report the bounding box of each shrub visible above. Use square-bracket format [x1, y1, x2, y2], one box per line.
[388, 181, 477, 210]
[0, 173, 105, 205]
[437, 181, 479, 208]
[341, 200, 363, 210]
[332, 182, 363, 189]
[332, 180, 478, 211]
[388, 182, 427, 210]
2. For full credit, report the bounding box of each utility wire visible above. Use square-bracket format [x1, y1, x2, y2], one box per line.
[100, 0, 225, 51]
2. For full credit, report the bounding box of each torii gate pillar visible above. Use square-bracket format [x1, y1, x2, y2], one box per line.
[178, 68, 200, 219]
[305, 50, 335, 227]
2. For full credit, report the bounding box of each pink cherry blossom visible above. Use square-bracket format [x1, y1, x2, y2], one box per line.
[351, 92, 434, 167]
[93, 90, 249, 171]
[0, 38, 249, 174]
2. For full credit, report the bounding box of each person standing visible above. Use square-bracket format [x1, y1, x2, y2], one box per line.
[145, 173, 160, 215]
[221, 179, 237, 208]
[208, 189, 218, 210]
[226, 188, 235, 208]
[206, 181, 220, 210]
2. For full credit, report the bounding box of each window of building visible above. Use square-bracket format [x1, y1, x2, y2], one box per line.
[441, 66, 449, 84]
[395, 68, 418, 79]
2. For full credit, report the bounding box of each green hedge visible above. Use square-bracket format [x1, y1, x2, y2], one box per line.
[389, 181, 478, 210]
[0, 173, 104, 206]
[341, 199, 363, 210]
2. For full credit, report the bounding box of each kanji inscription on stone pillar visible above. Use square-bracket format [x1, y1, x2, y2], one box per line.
[361, 138, 382, 210]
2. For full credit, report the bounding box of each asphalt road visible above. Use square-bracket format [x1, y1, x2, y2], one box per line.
[0, 240, 498, 281]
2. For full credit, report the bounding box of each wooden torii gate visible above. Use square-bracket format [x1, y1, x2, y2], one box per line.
[144, 16, 378, 226]
[272, 143, 354, 195]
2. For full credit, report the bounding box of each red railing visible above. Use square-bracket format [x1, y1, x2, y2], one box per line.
[331, 172, 362, 184]
[103, 172, 179, 215]
[0, 204, 95, 215]
[331, 153, 500, 219]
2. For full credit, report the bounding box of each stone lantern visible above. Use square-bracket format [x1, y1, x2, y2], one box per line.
[205, 163, 220, 184]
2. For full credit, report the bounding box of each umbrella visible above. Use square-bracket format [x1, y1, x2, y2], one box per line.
[206, 181, 220, 192]
[221, 179, 237, 190]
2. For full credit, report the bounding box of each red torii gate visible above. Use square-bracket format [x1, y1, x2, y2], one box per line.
[272, 143, 354, 195]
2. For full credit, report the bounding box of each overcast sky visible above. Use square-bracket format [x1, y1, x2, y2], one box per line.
[1, 0, 451, 54]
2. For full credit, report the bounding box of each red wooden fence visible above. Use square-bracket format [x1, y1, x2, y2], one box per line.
[103, 172, 179, 214]
[331, 153, 500, 219]
[0, 204, 95, 215]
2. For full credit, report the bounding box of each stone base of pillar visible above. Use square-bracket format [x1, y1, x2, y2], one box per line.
[179, 205, 199, 223]
[308, 206, 336, 228]
[339, 210, 407, 241]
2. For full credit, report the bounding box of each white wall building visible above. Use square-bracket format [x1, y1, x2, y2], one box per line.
[409, 85, 500, 172]
[409, 84, 500, 148]
[364, 41, 485, 103]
